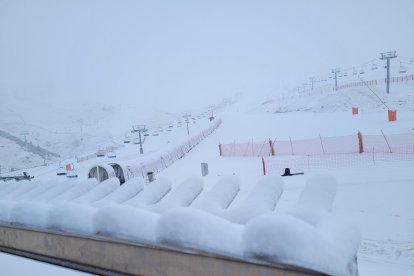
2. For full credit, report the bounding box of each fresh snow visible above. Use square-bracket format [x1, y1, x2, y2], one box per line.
[0, 81, 413, 275]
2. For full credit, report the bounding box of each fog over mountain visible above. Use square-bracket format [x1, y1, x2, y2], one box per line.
[1, 0, 413, 116]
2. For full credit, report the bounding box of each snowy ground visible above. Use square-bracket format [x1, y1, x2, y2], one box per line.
[1, 80, 414, 275]
[0, 252, 88, 276]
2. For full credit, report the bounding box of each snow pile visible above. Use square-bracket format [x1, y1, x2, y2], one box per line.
[95, 177, 204, 242]
[0, 174, 360, 275]
[242, 174, 360, 276]
[243, 214, 360, 276]
[47, 178, 123, 233]
[287, 174, 337, 225]
[92, 178, 145, 208]
[49, 178, 98, 203]
[192, 175, 240, 215]
[10, 178, 98, 227]
[156, 208, 243, 256]
[96, 206, 159, 242]
[123, 178, 172, 207]
[224, 175, 284, 224]
[0, 180, 55, 222]
[147, 177, 204, 213]
[26, 181, 74, 202]
[71, 178, 120, 204]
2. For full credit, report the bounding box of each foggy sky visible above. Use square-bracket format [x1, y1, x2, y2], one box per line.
[1, 0, 414, 111]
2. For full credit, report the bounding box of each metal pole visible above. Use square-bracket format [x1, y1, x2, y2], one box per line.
[331, 69, 340, 91]
[132, 125, 147, 155]
[380, 51, 397, 94]
[386, 58, 390, 94]
[139, 131, 143, 154]
[183, 113, 191, 135]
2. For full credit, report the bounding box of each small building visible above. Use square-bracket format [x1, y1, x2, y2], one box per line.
[88, 162, 143, 184]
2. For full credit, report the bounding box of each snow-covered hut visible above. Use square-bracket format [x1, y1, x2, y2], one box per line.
[88, 162, 144, 184]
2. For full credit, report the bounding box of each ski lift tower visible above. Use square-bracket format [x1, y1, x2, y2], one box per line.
[183, 113, 191, 135]
[20, 132, 29, 145]
[131, 124, 147, 154]
[380, 51, 397, 94]
[331, 68, 340, 91]
[208, 105, 215, 121]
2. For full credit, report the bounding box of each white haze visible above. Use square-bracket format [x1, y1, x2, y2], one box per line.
[0, 0, 413, 120]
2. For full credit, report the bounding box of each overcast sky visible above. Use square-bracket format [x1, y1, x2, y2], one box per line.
[1, 0, 413, 111]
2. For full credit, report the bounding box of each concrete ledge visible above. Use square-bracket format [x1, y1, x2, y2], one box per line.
[0, 224, 322, 276]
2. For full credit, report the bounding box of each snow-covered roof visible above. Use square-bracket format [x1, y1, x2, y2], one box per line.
[0, 174, 360, 275]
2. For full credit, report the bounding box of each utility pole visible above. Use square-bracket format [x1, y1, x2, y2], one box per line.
[131, 125, 147, 154]
[21, 132, 29, 145]
[310, 77, 315, 90]
[209, 105, 215, 117]
[380, 51, 397, 93]
[183, 113, 191, 135]
[331, 69, 340, 91]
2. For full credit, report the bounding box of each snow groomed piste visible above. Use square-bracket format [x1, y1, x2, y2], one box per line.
[0, 174, 360, 276]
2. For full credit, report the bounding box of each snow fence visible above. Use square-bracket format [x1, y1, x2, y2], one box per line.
[119, 118, 222, 180]
[220, 131, 414, 157]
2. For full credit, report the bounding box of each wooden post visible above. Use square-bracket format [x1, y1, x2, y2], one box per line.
[269, 139, 275, 156]
[289, 137, 294, 155]
[380, 130, 392, 153]
[357, 131, 364, 153]
[262, 158, 266, 175]
[319, 135, 325, 154]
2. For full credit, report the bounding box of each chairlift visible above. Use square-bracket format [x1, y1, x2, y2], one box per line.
[123, 135, 131, 143]
[57, 166, 67, 176]
[167, 129, 172, 132]
[143, 133, 150, 137]
[107, 151, 116, 158]
[97, 150, 105, 157]
[66, 169, 78, 178]
[399, 63, 407, 74]
[133, 137, 140, 144]
[152, 133, 159, 136]
[359, 68, 365, 74]
[371, 63, 378, 70]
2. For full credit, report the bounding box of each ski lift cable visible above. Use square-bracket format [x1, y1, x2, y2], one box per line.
[357, 75, 390, 110]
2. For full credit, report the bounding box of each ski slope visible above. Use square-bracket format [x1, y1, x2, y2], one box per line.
[0, 79, 414, 275]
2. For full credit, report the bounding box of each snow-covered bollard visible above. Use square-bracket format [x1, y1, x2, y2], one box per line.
[201, 162, 208, 176]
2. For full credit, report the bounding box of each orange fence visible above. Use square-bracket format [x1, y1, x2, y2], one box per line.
[219, 131, 414, 157]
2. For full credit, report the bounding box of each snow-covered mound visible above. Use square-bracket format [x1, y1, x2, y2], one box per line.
[0, 174, 360, 275]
